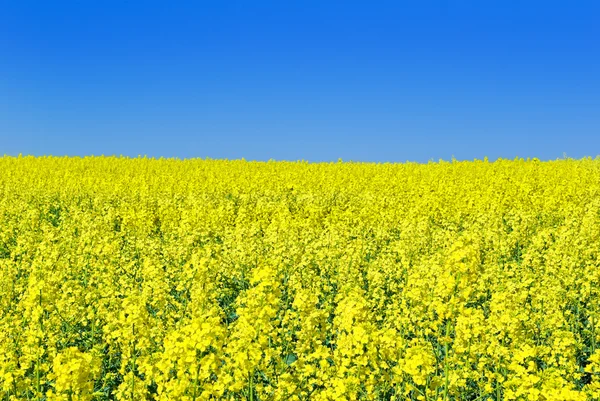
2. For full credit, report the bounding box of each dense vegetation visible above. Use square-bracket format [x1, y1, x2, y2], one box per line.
[1, 156, 600, 400]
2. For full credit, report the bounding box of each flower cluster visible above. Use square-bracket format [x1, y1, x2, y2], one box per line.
[0, 155, 599, 400]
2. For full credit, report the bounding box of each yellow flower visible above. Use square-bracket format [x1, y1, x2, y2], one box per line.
[0, 156, 598, 399]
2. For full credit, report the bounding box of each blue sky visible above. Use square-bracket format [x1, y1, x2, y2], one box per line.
[1, 1, 599, 162]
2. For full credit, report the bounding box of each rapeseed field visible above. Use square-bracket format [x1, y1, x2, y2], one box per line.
[1, 156, 600, 400]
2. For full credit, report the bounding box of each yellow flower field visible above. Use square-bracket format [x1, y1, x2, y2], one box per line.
[1, 156, 600, 400]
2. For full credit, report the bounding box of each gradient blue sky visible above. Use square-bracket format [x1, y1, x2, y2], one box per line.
[1, 1, 599, 162]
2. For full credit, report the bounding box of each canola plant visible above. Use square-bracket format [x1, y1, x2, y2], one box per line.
[1, 156, 600, 400]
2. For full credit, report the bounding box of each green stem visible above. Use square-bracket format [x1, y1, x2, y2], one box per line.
[131, 323, 136, 401]
[444, 319, 450, 401]
[249, 372, 253, 401]
[37, 288, 43, 400]
[192, 362, 201, 401]
[592, 315, 596, 353]
[495, 365, 501, 401]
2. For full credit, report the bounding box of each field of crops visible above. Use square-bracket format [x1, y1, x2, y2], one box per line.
[1, 156, 600, 400]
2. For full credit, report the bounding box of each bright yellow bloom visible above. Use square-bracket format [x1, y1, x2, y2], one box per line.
[0, 156, 599, 399]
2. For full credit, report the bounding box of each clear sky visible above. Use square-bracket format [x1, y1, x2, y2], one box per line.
[1, 1, 599, 162]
